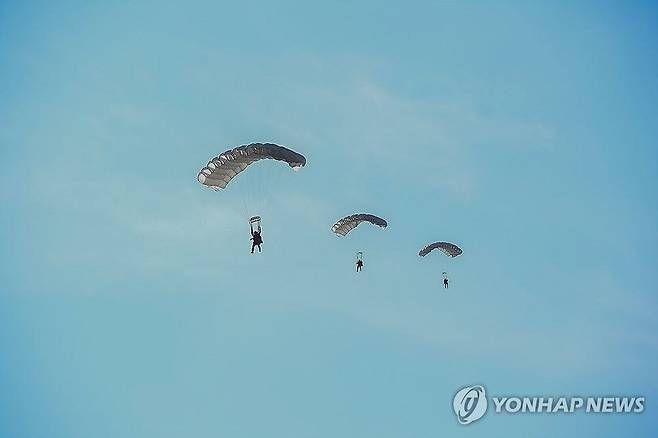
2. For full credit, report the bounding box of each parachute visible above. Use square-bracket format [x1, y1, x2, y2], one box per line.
[331, 214, 388, 237]
[418, 242, 463, 258]
[197, 143, 306, 190]
[249, 216, 262, 233]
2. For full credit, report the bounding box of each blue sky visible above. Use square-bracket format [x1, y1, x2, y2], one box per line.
[1, 1, 657, 436]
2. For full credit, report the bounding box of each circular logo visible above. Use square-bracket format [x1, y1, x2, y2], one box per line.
[453, 385, 488, 425]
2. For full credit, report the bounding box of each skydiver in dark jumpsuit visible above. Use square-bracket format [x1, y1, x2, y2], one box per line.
[443, 277, 449, 289]
[356, 259, 364, 272]
[249, 218, 263, 254]
[251, 230, 263, 253]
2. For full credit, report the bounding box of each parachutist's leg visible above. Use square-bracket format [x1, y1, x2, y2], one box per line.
[251, 243, 255, 253]
[258, 244, 261, 252]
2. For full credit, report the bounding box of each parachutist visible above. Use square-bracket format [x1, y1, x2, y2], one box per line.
[419, 244, 461, 289]
[249, 216, 263, 253]
[250, 230, 263, 253]
[356, 259, 364, 272]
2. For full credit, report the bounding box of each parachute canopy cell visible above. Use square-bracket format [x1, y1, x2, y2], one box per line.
[418, 242, 463, 257]
[197, 143, 306, 189]
[331, 214, 388, 237]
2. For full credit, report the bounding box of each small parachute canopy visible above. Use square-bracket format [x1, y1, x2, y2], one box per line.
[249, 216, 262, 233]
[197, 143, 306, 190]
[419, 242, 463, 258]
[331, 214, 388, 237]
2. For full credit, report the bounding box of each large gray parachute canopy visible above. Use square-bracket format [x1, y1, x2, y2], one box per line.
[331, 214, 388, 237]
[419, 242, 463, 257]
[197, 143, 306, 189]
